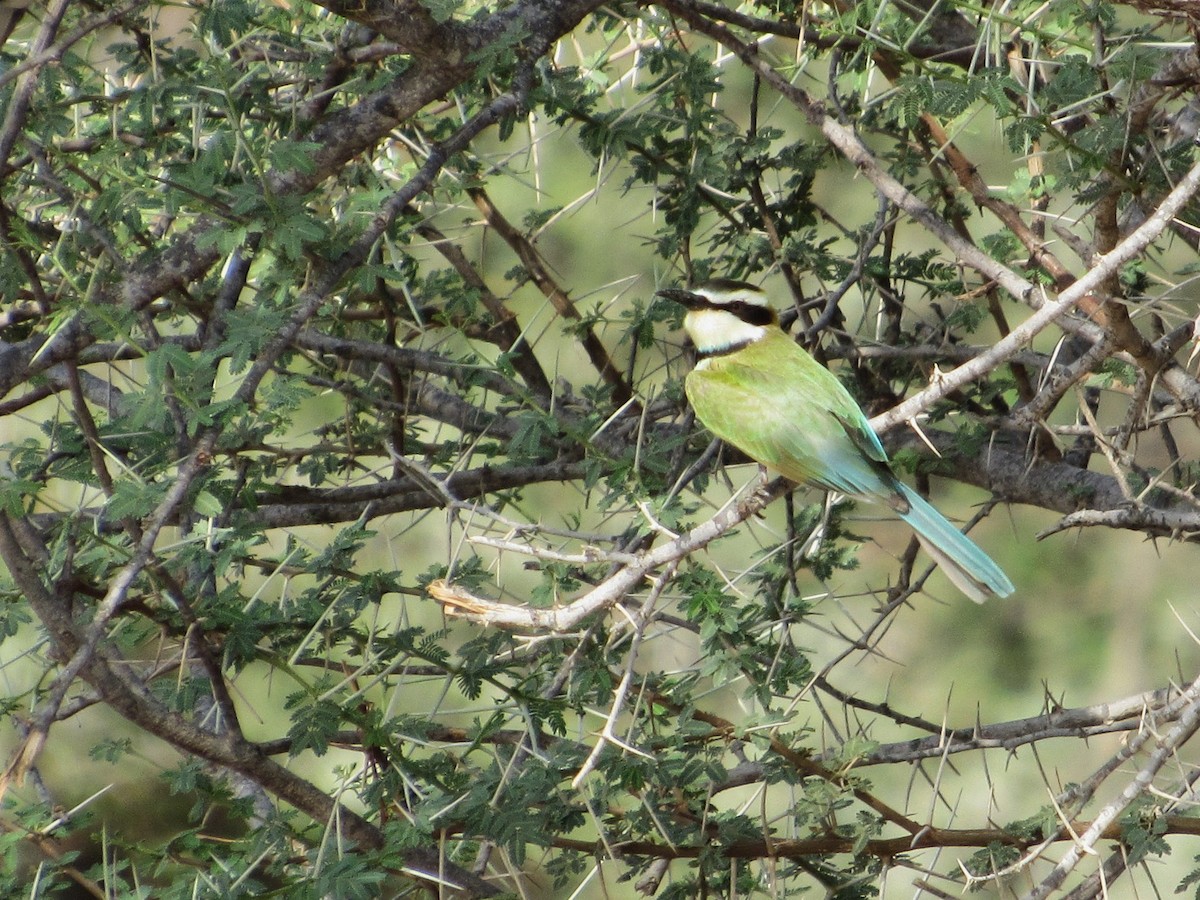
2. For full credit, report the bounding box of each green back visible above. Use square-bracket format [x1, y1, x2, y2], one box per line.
[685, 329, 898, 501]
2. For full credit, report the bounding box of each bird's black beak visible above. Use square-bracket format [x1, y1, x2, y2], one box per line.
[655, 288, 703, 309]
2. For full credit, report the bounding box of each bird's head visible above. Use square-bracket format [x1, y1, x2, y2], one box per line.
[656, 279, 778, 357]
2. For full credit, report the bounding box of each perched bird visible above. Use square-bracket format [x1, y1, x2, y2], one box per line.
[657, 279, 1013, 602]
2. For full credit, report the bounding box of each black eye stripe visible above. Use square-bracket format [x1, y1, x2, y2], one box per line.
[659, 288, 777, 324]
[729, 301, 775, 325]
[694, 297, 775, 325]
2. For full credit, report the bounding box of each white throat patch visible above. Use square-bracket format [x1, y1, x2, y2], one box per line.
[684, 307, 768, 356]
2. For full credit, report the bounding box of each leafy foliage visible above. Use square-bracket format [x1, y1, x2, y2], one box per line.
[3, 1, 1200, 898]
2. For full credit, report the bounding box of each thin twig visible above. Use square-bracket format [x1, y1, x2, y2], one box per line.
[1021, 669, 1200, 899]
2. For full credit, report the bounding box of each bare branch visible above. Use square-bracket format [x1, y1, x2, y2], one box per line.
[1024, 669, 1200, 899]
[430, 478, 791, 631]
[830, 684, 1184, 765]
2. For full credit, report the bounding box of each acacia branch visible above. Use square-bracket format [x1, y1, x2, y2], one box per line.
[551, 814, 1200, 862]
[4, 79, 546, 857]
[294, 330, 521, 397]
[0, 514, 500, 897]
[0, 0, 609, 406]
[247, 459, 592, 528]
[665, 1, 1037, 307]
[1024, 668, 1200, 899]
[413, 219, 554, 401]
[865, 140, 1200, 430]
[666, 2, 1200, 426]
[429, 478, 792, 630]
[0, 0, 147, 91]
[0, 0, 70, 174]
[825, 683, 1184, 766]
[467, 187, 633, 404]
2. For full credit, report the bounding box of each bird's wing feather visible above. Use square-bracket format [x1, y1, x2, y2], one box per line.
[684, 329, 1013, 600]
[831, 411, 888, 466]
[685, 331, 899, 502]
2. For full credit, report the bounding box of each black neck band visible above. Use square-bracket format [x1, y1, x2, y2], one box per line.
[696, 338, 754, 360]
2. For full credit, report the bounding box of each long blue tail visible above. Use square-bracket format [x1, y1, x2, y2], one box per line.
[896, 483, 1014, 602]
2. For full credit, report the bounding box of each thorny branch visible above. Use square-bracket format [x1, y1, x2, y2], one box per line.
[6, 1, 1200, 897]
[1021, 670, 1200, 899]
[429, 477, 794, 630]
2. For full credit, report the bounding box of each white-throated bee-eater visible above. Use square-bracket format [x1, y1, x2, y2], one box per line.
[658, 279, 1014, 602]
